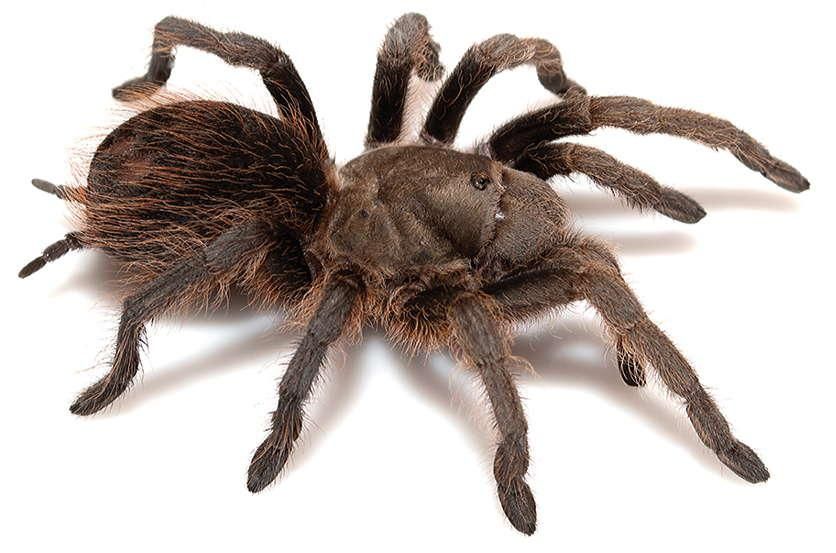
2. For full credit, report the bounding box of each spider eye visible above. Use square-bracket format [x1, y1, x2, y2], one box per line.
[358, 208, 370, 219]
[471, 172, 491, 190]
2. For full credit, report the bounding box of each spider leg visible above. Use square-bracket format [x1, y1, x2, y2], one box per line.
[365, 13, 443, 148]
[559, 239, 768, 482]
[449, 293, 536, 535]
[482, 92, 594, 163]
[482, 262, 645, 387]
[483, 93, 809, 192]
[486, 238, 766, 479]
[587, 96, 809, 192]
[112, 17, 319, 128]
[513, 142, 707, 224]
[69, 223, 269, 415]
[423, 34, 580, 144]
[247, 275, 360, 493]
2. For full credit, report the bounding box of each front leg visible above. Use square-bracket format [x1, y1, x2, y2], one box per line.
[513, 142, 706, 224]
[247, 274, 361, 492]
[483, 260, 646, 387]
[566, 243, 769, 482]
[449, 293, 537, 535]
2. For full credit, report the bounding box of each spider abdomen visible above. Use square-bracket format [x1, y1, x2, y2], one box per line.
[76, 100, 332, 302]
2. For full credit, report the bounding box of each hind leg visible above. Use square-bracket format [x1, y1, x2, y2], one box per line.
[560, 241, 767, 481]
[70, 223, 269, 415]
[247, 274, 361, 492]
[112, 17, 319, 127]
[365, 13, 443, 148]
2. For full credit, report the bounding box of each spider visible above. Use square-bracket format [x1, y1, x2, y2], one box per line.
[20, 14, 809, 534]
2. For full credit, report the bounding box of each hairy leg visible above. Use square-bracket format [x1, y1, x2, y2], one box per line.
[247, 274, 361, 492]
[483, 93, 808, 192]
[365, 13, 443, 148]
[491, 93, 809, 190]
[449, 293, 536, 535]
[69, 223, 269, 415]
[560, 241, 768, 482]
[483, 263, 645, 387]
[423, 34, 578, 145]
[113, 16, 319, 128]
[513, 142, 706, 224]
[481, 91, 592, 163]
[588, 96, 809, 192]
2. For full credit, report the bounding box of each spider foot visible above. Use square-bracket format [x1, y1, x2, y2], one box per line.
[762, 160, 810, 193]
[654, 188, 707, 224]
[497, 476, 537, 535]
[395, 13, 443, 81]
[247, 430, 292, 493]
[112, 77, 163, 102]
[69, 378, 127, 416]
[717, 440, 770, 483]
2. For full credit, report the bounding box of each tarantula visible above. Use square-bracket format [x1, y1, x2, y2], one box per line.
[20, 14, 809, 534]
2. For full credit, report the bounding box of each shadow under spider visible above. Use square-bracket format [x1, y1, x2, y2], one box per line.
[387, 319, 722, 478]
[563, 185, 800, 218]
[513, 320, 720, 471]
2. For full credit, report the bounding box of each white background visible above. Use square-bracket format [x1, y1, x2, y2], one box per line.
[2, 1, 833, 551]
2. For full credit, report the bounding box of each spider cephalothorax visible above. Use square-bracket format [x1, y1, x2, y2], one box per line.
[20, 14, 809, 534]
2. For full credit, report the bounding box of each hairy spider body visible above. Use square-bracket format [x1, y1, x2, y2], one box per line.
[20, 14, 809, 535]
[71, 100, 330, 307]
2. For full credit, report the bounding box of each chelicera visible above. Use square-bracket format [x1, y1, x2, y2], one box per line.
[20, 14, 809, 534]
